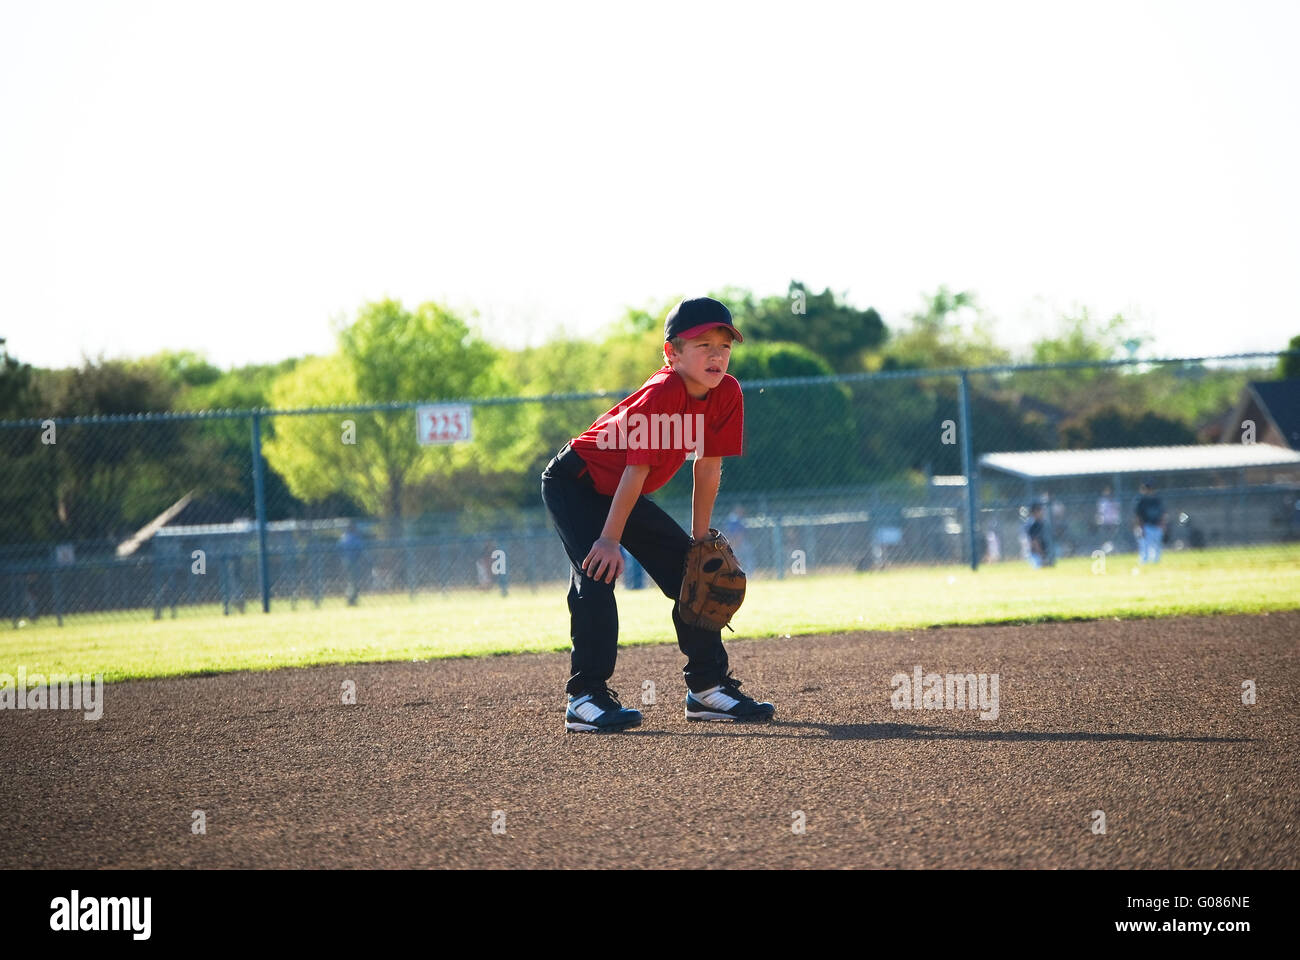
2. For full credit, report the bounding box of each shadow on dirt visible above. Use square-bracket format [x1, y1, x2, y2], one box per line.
[616, 721, 1250, 743]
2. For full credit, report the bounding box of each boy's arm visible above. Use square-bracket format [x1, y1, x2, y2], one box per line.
[691, 456, 722, 539]
[601, 464, 651, 541]
[582, 463, 650, 583]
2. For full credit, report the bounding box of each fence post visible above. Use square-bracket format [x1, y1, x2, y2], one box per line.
[774, 514, 785, 580]
[958, 370, 979, 571]
[152, 554, 162, 620]
[310, 542, 323, 607]
[250, 414, 271, 613]
[405, 529, 416, 599]
[51, 564, 64, 626]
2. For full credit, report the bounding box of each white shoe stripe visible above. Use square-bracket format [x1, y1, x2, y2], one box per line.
[698, 690, 740, 710]
[574, 701, 604, 722]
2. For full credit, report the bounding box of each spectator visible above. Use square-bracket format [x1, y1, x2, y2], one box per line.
[621, 546, 645, 589]
[1134, 482, 1167, 564]
[1045, 490, 1070, 557]
[1095, 485, 1121, 545]
[722, 506, 756, 573]
[476, 540, 509, 596]
[984, 528, 1001, 563]
[339, 521, 365, 605]
[21, 573, 39, 623]
[1023, 503, 1050, 568]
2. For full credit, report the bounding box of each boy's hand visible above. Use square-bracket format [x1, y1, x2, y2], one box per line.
[582, 536, 625, 584]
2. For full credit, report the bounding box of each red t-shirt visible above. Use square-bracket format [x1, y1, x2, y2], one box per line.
[569, 366, 744, 496]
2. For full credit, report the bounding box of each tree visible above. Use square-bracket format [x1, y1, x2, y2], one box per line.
[1010, 312, 1268, 446]
[718, 281, 885, 374]
[0, 337, 37, 418]
[261, 300, 538, 528]
[498, 326, 669, 489]
[1028, 310, 1144, 365]
[0, 339, 47, 544]
[616, 285, 885, 374]
[137, 350, 222, 390]
[173, 359, 309, 523]
[2, 347, 261, 544]
[1282, 335, 1300, 379]
[1059, 407, 1196, 449]
[882, 286, 1010, 370]
[177, 358, 300, 412]
[614, 298, 682, 337]
[30, 358, 213, 543]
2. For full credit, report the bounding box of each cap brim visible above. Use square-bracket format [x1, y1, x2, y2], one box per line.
[671, 322, 743, 343]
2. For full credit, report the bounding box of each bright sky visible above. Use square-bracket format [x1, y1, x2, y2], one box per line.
[2, 0, 1297, 371]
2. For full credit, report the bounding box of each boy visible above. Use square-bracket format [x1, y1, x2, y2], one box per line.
[540, 296, 776, 733]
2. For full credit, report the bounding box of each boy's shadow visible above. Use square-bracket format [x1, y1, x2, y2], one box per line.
[625, 721, 1249, 744]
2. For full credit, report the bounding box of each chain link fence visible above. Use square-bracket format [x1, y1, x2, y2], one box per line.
[2, 354, 1297, 625]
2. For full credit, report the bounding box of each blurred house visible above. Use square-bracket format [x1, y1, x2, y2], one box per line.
[1203, 380, 1300, 449]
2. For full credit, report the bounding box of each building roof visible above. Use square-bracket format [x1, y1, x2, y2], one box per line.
[1248, 380, 1300, 449]
[978, 444, 1300, 480]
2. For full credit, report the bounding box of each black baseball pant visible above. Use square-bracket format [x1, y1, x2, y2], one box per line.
[540, 442, 729, 697]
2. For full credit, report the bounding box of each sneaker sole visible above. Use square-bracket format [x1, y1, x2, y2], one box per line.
[565, 717, 642, 733]
[685, 708, 775, 723]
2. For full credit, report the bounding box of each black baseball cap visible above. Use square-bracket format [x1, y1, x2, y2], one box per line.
[664, 297, 743, 343]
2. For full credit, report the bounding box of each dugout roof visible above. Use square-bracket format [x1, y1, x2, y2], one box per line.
[978, 444, 1300, 480]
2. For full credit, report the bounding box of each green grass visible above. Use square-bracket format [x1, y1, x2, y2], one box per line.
[3, 544, 1298, 683]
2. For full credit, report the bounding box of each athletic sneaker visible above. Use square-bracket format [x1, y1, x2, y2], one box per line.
[565, 684, 642, 733]
[685, 672, 776, 722]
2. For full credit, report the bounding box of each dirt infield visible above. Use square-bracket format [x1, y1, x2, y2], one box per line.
[3, 612, 1297, 869]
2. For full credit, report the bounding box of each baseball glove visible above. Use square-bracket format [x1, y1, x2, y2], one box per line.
[678, 528, 747, 632]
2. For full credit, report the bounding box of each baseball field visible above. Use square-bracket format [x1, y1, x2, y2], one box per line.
[2, 544, 1297, 869]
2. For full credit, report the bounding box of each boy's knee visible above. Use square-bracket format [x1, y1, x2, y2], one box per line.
[572, 570, 616, 597]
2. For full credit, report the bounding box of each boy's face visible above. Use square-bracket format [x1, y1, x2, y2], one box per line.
[667, 327, 733, 396]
